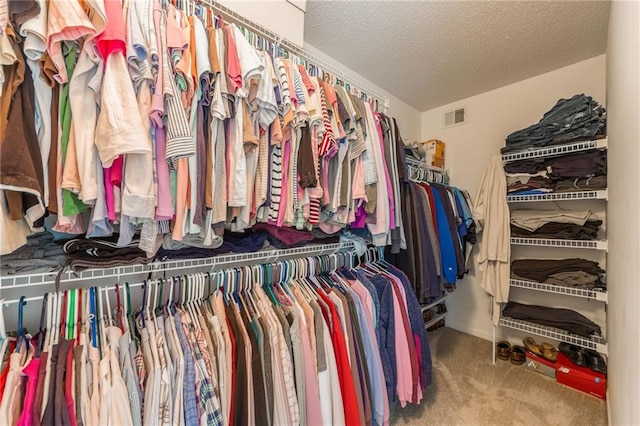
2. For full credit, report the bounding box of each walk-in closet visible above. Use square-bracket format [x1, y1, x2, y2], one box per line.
[0, 1, 638, 425]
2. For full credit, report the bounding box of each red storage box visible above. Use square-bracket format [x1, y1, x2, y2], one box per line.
[555, 352, 606, 400]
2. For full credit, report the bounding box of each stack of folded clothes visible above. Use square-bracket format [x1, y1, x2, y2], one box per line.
[510, 209, 602, 240]
[156, 224, 342, 261]
[501, 93, 606, 155]
[511, 258, 606, 290]
[1, 233, 66, 275]
[503, 302, 602, 338]
[63, 238, 150, 271]
[504, 150, 607, 195]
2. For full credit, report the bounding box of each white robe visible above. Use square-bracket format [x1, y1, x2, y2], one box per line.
[473, 154, 510, 325]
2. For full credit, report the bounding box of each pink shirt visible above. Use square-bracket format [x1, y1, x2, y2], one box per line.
[16, 358, 40, 426]
[277, 139, 291, 227]
[224, 26, 242, 95]
[389, 275, 413, 407]
[154, 127, 174, 220]
[96, 0, 126, 60]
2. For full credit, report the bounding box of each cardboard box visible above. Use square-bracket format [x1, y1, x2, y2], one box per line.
[525, 352, 556, 379]
[425, 139, 445, 168]
[555, 352, 606, 400]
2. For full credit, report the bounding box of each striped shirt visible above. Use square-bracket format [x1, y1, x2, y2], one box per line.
[268, 145, 283, 222]
[318, 88, 337, 158]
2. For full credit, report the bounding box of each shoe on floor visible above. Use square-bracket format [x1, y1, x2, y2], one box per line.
[558, 342, 588, 368]
[510, 345, 526, 365]
[541, 342, 558, 362]
[496, 341, 511, 361]
[523, 337, 544, 356]
[584, 349, 607, 375]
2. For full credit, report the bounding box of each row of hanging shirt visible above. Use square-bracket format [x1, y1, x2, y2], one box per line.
[0, 253, 431, 426]
[384, 164, 476, 303]
[0, 0, 407, 258]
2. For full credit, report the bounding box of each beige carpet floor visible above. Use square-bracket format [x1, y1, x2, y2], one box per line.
[391, 327, 607, 425]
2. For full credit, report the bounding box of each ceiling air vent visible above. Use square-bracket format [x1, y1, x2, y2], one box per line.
[444, 107, 466, 128]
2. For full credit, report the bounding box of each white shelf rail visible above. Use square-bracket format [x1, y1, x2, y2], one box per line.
[499, 317, 607, 354]
[502, 138, 608, 163]
[507, 190, 608, 203]
[510, 237, 608, 251]
[510, 279, 608, 303]
[421, 293, 449, 313]
[0, 241, 356, 291]
[405, 157, 447, 174]
[425, 312, 447, 330]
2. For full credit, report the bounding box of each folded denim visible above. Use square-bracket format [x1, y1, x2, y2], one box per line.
[503, 301, 602, 338]
[502, 94, 606, 153]
[0, 232, 66, 274]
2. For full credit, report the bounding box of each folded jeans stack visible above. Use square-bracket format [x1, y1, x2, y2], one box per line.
[501, 94, 606, 154]
[503, 301, 602, 338]
[511, 258, 606, 289]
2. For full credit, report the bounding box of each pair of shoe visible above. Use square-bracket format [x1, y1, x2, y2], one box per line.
[558, 342, 607, 375]
[496, 341, 526, 365]
[523, 337, 558, 362]
[426, 319, 445, 332]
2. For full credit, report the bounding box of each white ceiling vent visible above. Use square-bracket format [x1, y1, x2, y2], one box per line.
[444, 107, 466, 128]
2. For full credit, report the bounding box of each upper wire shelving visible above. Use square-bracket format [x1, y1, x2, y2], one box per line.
[501, 138, 608, 163]
[0, 241, 356, 291]
[510, 237, 608, 251]
[509, 278, 607, 303]
[507, 190, 608, 203]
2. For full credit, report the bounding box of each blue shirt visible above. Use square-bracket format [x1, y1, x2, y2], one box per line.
[431, 188, 458, 284]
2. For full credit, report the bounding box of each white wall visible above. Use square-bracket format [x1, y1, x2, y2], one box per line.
[304, 42, 423, 143]
[420, 54, 606, 341]
[219, 0, 306, 46]
[605, 1, 640, 424]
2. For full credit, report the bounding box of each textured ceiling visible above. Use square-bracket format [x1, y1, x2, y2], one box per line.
[304, 1, 610, 111]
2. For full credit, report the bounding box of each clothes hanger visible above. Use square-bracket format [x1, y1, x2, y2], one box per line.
[97, 287, 107, 357]
[67, 288, 76, 342]
[89, 288, 97, 349]
[14, 296, 27, 353]
[32, 293, 48, 358]
[76, 289, 83, 343]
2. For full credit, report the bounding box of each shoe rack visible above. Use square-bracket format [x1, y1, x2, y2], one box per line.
[493, 138, 609, 363]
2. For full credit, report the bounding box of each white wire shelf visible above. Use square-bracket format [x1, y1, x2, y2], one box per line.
[507, 190, 608, 203]
[502, 138, 608, 163]
[421, 293, 448, 312]
[510, 237, 608, 251]
[405, 157, 447, 174]
[0, 241, 355, 290]
[510, 279, 608, 303]
[499, 317, 607, 355]
[425, 312, 447, 330]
